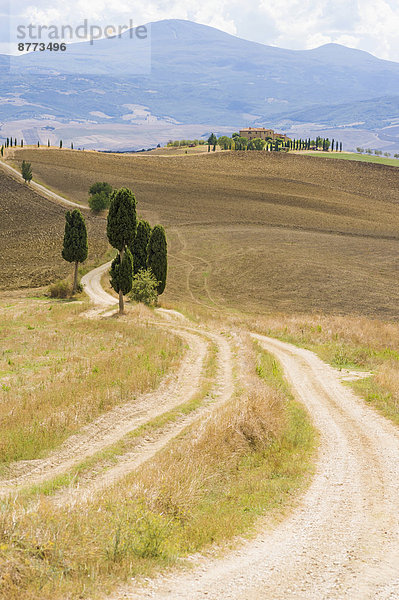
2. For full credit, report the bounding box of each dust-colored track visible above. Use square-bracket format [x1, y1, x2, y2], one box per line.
[0, 327, 207, 496]
[116, 334, 399, 600]
[52, 263, 234, 505]
[0, 263, 235, 505]
[0, 157, 87, 210]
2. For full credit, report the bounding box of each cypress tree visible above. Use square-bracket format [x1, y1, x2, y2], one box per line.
[21, 160, 32, 183]
[62, 209, 88, 294]
[37, 141, 40, 148]
[14, 138, 17, 146]
[132, 219, 151, 274]
[147, 225, 167, 295]
[1, 146, 3, 157]
[110, 248, 134, 297]
[107, 187, 137, 313]
[6, 138, 9, 148]
[21, 139, 23, 148]
[340, 142, 343, 152]
[331, 139, 335, 152]
[60, 140, 63, 149]
[10, 138, 13, 147]
[48, 139, 50, 147]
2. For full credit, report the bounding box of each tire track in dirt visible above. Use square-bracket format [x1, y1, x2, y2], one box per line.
[0, 327, 207, 497]
[115, 334, 399, 600]
[53, 326, 234, 506]
[0, 264, 209, 496]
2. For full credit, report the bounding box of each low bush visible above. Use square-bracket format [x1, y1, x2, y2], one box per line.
[48, 279, 70, 298]
[129, 269, 159, 306]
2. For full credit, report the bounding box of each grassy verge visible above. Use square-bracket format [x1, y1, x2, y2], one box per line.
[0, 298, 183, 467]
[0, 338, 315, 599]
[21, 340, 219, 499]
[249, 313, 399, 427]
[299, 151, 399, 168]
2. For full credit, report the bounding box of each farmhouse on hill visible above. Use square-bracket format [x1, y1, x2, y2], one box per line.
[239, 127, 290, 142]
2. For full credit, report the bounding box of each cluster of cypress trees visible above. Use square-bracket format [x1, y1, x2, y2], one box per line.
[62, 187, 167, 314]
[107, 188, 167, 313]
[289, 137, 343, 151]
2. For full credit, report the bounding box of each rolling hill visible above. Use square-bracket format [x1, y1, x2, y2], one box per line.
[5, 148, 399, 318]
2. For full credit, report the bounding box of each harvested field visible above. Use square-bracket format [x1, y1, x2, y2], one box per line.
[0, 168, 107, 290]
[4, 149, 399, 317]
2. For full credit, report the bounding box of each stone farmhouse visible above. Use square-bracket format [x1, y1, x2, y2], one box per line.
[239, 127, 291, 142]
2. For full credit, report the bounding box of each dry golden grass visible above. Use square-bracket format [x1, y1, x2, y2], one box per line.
[6, 148, 399, 318]
[0, 298, 183, 467]
[0, 338, 315, 600]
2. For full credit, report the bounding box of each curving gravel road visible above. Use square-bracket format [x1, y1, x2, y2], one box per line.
[114, 334, 399, 600]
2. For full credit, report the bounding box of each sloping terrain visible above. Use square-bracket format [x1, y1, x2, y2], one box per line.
[0, 167, 107, 289]
[7, 148, 399, 318]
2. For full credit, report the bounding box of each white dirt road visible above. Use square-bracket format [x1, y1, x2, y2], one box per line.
[114, 334, 399, 600]
[0, 157, 87, 210]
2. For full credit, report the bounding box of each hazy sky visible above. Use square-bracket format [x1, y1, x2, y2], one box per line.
[3, 0, 399, 62]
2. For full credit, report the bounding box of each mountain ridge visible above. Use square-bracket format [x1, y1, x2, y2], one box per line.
[0, 19, 398, 151]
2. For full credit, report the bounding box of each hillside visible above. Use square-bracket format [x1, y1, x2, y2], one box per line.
[1, 20, 399, 150]
[0, 168, 107, 289]
[5, 149, 399, 318]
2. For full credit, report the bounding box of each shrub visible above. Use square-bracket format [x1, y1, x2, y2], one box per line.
[88, 182, 113, 212]
[129, 269, 159, 306]
[89, 191, 110, 212]
[48, 280, 70, 298]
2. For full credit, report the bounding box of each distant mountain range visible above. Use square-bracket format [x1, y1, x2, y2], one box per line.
[1, 19, 399, 151]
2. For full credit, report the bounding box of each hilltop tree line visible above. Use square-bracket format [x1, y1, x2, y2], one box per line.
[164, 133, 344, 153]
[61, 186, 167, 313]
[1, 137, 76, 153]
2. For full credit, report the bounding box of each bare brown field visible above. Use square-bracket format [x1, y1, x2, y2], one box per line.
[6, 149, 399, 318]
[0, 168, 108, 290]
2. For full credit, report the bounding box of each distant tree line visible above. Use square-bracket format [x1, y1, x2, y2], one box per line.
[1, 137, 75, 150]
[356, 147, 399, 159]
[164, 133, 344, 153]
[167, 139, 207, 147]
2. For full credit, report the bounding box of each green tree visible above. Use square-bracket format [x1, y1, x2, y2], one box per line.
[248, 137, 266, 150]
[107, 187, 137, 313]
[132, 219, 151, 274]
[110, 249, 134, 298]
[234, 136, 248, 151]
[21, 160, 32, 183]
[208, 133, 217, 151]
[218, 136, 232, 150]
[147, 225, 167, 295]
[88, 181, 113, 213]
[60, 140, 63, 149]
[1, 146, 3, 157]
[61, 209, 88, 294]
[21, 139, 23, 148]
[89, 192, 110, 212]
[129, 269, 159, 306]
[48, 139, 50, 147]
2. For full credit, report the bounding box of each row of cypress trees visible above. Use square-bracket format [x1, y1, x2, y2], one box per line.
[3, 138, 69, 149]
[62, 187, 167, 313]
